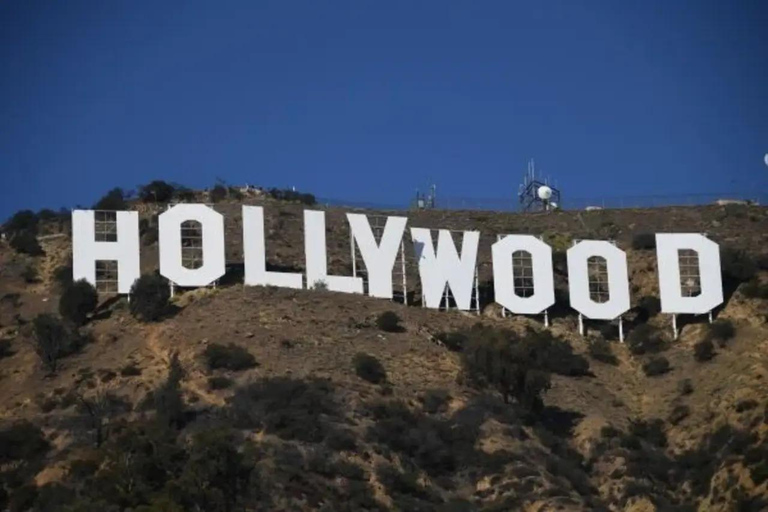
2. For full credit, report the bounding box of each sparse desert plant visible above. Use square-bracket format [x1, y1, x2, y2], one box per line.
[0, 338, 13, 359]
[0, 420, 50, 463]
[208, 375, 234, 390]
[59, 279, 98, 326]
[9, 230, 44, 256]
[627, 324, 667, 355]
[642, 356, 671, 377]
[93, 187, 128, 210]
[632, 233, 656, 250]
[312, 279, 328, 290]
[741, 279, 768, 299]
[376, 311, 403, 332]
[203, 343, 257, 371]
[693, 339, 715, 362]
[129, 273, 170, 322]
[120, 363, 142, 376]
[353, 353, 387, 384]
[209, 184, 228, 202]
[420, 389, 450, 414]
[31, 314, 86, 373]
[720, 247, 757, 283]
[138, 180, 176, 203]
[21, 264, 38, 283]
[434, 331, 467, 352]
[668, 404, 690, 425]
[53, 264, 73, 289]
[677, 378, 694, 395]
[636, 296, 661, 317]
[588, 338, 618, 365]
[707, 318, 735, 347]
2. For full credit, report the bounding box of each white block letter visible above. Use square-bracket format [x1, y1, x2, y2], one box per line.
[72, 210, 140, 294]
[347, 213, 407, 299]
[567, 241, 630, 320]
[411, 228, 479, 310]
[304, 210, 363, 293]
[656, 234, 723, 314]
[242, 206, 303, 289]
[492, 235, 555, 314]
[158, 204, 225, 287]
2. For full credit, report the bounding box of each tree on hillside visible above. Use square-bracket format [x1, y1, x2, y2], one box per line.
[31, 314, 85, 373]
[129, 273, 170, 322]
[3, 210, 39, 235]
[59, 279, 98, 326]
[94, 188, 128, 210]
[138, 181, 176, 203]
[9, 230, 44, 256]
[209, 185, 228, 203]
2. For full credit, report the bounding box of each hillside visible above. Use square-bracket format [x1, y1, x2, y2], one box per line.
[1, 193, 768, 511]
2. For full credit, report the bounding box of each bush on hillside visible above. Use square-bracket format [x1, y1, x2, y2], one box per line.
[636, 296, 661, 317]
[642, 356, 671, 377]
[587, 338, 618, 365]
[9, 230, 44, 256]
[376, 311, 404, 332]
[0, 420, 50, 464]
[22, 264, 39, 283]
[693, 339, 715, 362]
[129, 273, 170, 322]
[677, 378, 694, 396]
[627, 324, 667, 355]
[59, 279, 98, 326]
[202, 343, 257, 371]
[434, 331, 467, 352]
[707, 319, 735, 346]
[720, 247, 757, 283]
[741, 279, 768, 299]
[3, 209, 39, 235]
[209, 184, 228, 202]
[631, 233, 656, 250]
[353, 353, 387, 384]
[138, 180, 176, 203]
[53, 265, 73, 289]
[208, 375, 234, 390]
[267, 188, 316, 205]
[93, 187, 128, 210]
[668, 404, 690, 426]
[31, 314, 86, 373]
[0, 339, 13, 359]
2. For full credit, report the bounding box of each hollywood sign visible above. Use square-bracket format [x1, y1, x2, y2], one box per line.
[71, 205, 724, 322]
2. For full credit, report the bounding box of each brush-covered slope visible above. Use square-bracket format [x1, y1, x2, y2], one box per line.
[1, 197, 767, 511]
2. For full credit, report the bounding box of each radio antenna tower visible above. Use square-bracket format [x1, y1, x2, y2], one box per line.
[518, 159, 561, 212]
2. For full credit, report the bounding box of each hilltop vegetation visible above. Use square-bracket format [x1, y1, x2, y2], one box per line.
[0, 185, 767, 510]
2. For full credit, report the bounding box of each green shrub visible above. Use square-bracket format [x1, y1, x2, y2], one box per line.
[59, 279, 98, 326]
[668, 404, 690, 425]
[587, 338, 618, 365]
[208, 375, 234, 390]
[376, 311, 403, 332]
[9, 230, 44, 256]
[642, 356, 671, 377]
[707, 319, 735, 346]
[627, 324, 667, 355]
[434, 331, 467, 352]
[138, 180, 176, 203]
[0, 420, 50, 463]
[203, 343, 257, 371]
[720, 247, 757, 283]
[741, 280, 768, 299]
[32, 314, 86, 373]
[129, 273, 170, 322]
[209, 184, 227, 202]
[631, 233, 656, 250]
[693, 339, 715, 362]
[120, 363, 142, 376]
[94, 188, 128, 210]
[353, 353, 387, 384]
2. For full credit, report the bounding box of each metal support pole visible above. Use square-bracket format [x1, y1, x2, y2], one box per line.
[708, 311, 713, 323]
[474, 267, 480, 314]
[400, 241, 407, 306]
[578, 313, 584, 336]
[350, 236, 357, 278]
[672, 314, 678, 340]
[544, 309, 549, 328]
[619, 316, 624, 343]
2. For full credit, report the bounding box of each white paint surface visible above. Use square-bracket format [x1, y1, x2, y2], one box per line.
[158, 204, 226, 287]
[72, 210, 140, 294]
[411, 228, 479, 310]
[656, 233, 723, 314]
[242, 206, 303, 289]
[347, 213, 407, 299]
[567, 240, 630, 319]
[304, 210, 363, 293]
[492, 235, 555, 314]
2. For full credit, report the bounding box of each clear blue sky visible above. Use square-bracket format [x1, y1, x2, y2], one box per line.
[1, 0, 767, 219]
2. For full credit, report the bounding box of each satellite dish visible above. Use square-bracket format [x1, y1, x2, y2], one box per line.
[537, 185, 553, 201]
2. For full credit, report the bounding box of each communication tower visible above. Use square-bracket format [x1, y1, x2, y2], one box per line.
[518, 159, 561, 212]
[412, 184, 437, 210]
